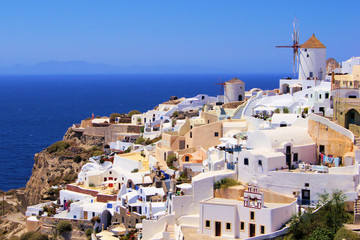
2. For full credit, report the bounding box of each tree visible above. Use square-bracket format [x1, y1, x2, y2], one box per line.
[110, 113, 122, 123]
[128, 110, 141, 118]
[288, 190, 348, 240]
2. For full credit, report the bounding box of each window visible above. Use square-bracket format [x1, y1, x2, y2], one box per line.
[261, 225, 265, 234]
[185, 156, 190, 162]
[214, 132, 219, 137]
[226, 222, 231, 231]
[319, 94, 322, 99]
[305, 183, 309, 187]
[190, 132, 192, 138]
[92, 212, 95, 217]
[307, 54, 309, 58]
[109, 171, 112, 174]
[258, 160, 262, 166]
[250, 211, 255, 221]
[240, 221, 245, 231]
[325, 93, 329, 99]
[244, 158, 249, 166]
[205, 220, 211, 228]
[309, 72, 313, 78]
[190, 125, 193, 129]
[122, 217, 124, 223]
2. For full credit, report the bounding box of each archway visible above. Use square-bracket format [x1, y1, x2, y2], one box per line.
[345, 109, 360, 129]
[281, 84, 290, 94]
[100, 210, 113, 230]
[238, 95, 243, 101]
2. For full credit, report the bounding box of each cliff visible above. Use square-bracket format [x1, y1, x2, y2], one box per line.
[24, 127, 104, 206]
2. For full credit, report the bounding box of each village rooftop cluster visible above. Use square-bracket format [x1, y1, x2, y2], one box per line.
[25, 34, 360, 239]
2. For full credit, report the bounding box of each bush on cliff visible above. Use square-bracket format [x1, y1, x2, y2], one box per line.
[214, 178, 240, 190]
[56, 220, 72, 235]
[20, 231, 48, 240]
[73, 155, 82, 163]
[110, 113, 122, 123]
[47, 141, 70, 153]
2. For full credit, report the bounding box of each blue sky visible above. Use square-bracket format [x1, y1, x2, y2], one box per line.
[0, 0, 359, 73]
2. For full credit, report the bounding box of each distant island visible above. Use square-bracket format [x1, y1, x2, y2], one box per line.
[0, 61, 227, 75]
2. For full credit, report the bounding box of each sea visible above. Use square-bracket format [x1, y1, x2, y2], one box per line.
[0, 73, 285, 191]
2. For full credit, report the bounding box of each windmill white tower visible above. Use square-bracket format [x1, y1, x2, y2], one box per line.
[298, 34, 326, 82]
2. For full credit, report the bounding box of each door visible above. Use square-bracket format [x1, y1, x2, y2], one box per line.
[286, 146, 291, 168]
[249, 223, 256, 237]
[293, 153, 298, 163]
[302, 189, 310, 205]
[215, 221, 221, 237]
[84, 211, 88, 220]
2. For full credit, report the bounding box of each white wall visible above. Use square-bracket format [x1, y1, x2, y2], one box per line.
[256, 171, 359, 202]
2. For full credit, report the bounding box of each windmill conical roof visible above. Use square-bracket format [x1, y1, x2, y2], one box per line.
[300, 34, 326, 49]
[226, 78, 244, 84]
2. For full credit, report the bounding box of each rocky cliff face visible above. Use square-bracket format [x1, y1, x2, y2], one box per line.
[24, 127, 104, 206]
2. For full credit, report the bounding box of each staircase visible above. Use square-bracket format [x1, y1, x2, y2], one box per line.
[162, 223, 175, 240]
[354, 197, 360, 224]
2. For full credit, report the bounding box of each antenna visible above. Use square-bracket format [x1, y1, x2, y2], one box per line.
[276, 16, 300, 77]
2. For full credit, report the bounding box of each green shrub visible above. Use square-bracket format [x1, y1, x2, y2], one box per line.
[124, 147, 131, 153]
[131, 168, 139, 173]
[91, 151, 103, 157]
[128, 110, 141, 118]
[100, 157, 105, 164]
[334, 227, 360, 240]
[166, 154, 177, 168]
[20, 231, 48, 240]
[135, 136, 145, 145]
[63, 172, 77, 183]
[140, 126, 145, 133]
[283, 107, 289, 114]
[214, 178, 240, 190]
[47, 141, 70, 153]
[145, 138, 152, 145]
[172, 111, 179, 118]
[274, 108, 281, 114]
[73, 155, 82, 163]
[304, 107, 309, 114]
[56, 220, 72, 235]
[89, 183, 95, 188]
[85, 228, 93, 240]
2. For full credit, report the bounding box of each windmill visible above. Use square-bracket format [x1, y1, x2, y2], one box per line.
[276, 16, 300, 77]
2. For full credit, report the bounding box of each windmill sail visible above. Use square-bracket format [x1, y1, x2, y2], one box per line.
[276, 16, 300, 77]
